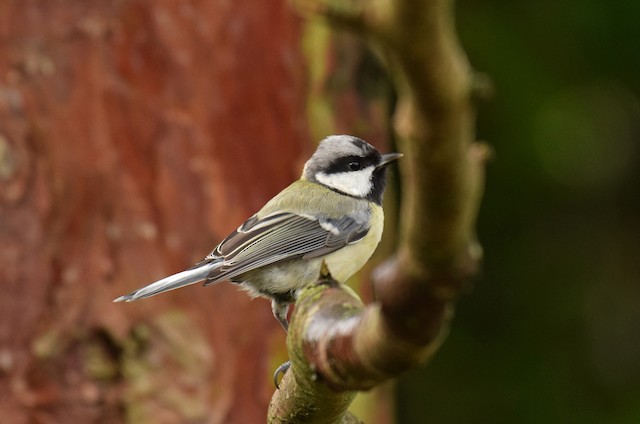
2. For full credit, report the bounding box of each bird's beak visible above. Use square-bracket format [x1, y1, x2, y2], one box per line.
[378, 152, 403, 168]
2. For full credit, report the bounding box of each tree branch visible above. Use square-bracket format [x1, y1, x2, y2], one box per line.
[269, 0, 488, 421]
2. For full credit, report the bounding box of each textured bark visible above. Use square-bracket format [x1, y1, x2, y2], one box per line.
[0, 1, 306, 422]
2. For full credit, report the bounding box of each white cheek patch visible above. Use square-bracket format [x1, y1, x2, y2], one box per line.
[315, 166, 374, 198]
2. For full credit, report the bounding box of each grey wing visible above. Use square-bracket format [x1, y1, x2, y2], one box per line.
[202, 211, 369, 284]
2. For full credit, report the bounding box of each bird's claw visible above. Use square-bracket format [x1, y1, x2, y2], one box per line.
[273, 360, 291, 389]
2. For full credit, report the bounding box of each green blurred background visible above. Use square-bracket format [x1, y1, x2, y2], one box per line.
[397, 0, 640, 422]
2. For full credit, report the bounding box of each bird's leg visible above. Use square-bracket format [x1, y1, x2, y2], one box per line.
[271, 299, 290, 332]
[271, 299, 291, 388]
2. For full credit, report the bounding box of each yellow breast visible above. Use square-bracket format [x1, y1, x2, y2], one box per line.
[322, 203, 384, 282]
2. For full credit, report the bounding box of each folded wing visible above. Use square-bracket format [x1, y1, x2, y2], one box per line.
[202, 211, 370, 284]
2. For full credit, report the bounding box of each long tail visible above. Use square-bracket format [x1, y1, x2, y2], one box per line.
[113, 260, 221, 303]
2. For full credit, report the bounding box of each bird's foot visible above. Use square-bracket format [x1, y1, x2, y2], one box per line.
[273, 360, 291, 389]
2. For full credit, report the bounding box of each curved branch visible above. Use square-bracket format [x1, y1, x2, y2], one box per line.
[268, 268, 452, 423]
[269, 0, 489, 420]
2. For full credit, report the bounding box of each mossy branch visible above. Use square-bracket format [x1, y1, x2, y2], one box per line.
[269, 0, 489, 421]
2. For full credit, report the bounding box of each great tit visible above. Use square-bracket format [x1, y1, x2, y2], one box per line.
[114, 135, 402, 331]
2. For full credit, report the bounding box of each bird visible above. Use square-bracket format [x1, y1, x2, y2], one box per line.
[114, 134, 402, 332]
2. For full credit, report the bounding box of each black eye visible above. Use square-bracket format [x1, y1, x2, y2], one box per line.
[348, 161, 361, 171]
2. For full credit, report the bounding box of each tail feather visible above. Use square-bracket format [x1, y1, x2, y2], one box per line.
[113, 260, 221, 303]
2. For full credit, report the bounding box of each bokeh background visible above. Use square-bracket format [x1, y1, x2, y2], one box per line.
[1, 0, 638, 423]
[398, 1, 640, 423]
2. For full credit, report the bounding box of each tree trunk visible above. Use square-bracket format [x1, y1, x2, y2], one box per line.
[0, 1, 307, 422]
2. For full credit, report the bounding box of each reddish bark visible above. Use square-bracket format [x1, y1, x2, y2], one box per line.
[0, 1, 306, 422]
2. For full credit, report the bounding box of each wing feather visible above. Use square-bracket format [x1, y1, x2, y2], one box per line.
[203, 211, 369, 284]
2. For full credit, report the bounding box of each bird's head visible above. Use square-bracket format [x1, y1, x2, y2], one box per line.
[302, 135, 402, 205]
